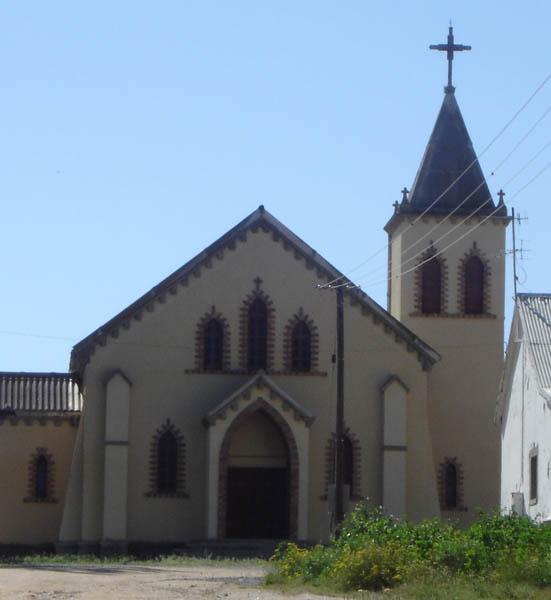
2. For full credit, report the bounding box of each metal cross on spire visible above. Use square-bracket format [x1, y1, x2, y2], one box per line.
[429, 26, 471, 92]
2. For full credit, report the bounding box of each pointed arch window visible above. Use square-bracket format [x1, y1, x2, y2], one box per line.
[343, 435, 354, 492]
[444, 463, 457, 508]
[25, 448, 57, 503]
[203, 318, 223, 371]
[421, 257, 442, 314]
[321, 430, 361, 501]
[146, 419, 188, 498]
[157, 431, 178, 493]
[465, 256, 484, 314]
[438, 457, 465, 511]
[35, 455, 48, 500]
[248, 298, 268, 371]
[291, 321, 311, 372]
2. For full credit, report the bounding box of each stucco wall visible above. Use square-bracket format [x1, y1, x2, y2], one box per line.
[501, 325, 551, 520]
[0, 418, 78, 545]
[62, 225, 438, 545]
[388, 216, 507, 525]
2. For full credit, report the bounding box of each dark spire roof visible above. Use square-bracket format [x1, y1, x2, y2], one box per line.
[397, 89, 506, 217]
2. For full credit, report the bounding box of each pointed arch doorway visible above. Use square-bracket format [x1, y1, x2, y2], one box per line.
[225, 410, 290, 538]
[206, 374, 312, 541]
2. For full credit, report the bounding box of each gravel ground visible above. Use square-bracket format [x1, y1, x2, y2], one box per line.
[0, 564, 342, 599]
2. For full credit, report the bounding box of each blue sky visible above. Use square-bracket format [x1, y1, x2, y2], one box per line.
[1, 1, 549, 372]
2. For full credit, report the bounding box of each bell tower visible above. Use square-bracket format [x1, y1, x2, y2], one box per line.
[385, 28, 510, 523]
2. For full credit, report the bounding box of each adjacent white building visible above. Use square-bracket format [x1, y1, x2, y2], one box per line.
[498, 294, 551, 520]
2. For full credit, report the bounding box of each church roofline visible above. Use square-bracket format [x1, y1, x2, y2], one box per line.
[70, 206, 440, 374]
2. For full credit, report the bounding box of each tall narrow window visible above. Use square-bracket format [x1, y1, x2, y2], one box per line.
[147, 420, 188, 498]
[343, 436, 354, 494]
[291, 321, 311, 372]
[465, 256, 484, 314]
[203, 318, 223, 370]
[530, 451, 538, 505]
[438, 458, 464, 511]
[248, 298, 267, 371]
[421, 257, 441, 314]
[158, 431, 178, 493]
[444, 463, 457, 508]
[25, 448, 57, 503]
[35, 455, 48, 500]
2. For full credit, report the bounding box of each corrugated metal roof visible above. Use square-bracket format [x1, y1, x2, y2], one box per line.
[518, 294, 551, 390]
[0, 372, 82, 414]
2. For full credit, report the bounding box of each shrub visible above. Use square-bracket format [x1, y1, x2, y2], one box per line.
[268, 505, 551, 592]
[429, 533, 489, 573]
[330, 540, 413, 591]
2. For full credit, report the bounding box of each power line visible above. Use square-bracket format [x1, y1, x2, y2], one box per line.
[363, 161, 550, 290]
[320, 73, 551, 289]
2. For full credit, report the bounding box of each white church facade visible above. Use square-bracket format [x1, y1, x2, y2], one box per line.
[0, 30, 511, 551]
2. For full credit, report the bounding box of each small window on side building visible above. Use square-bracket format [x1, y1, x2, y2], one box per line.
[530, 449, 538, 505]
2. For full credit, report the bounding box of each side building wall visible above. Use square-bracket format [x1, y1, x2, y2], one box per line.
[0, 416, 79, 546]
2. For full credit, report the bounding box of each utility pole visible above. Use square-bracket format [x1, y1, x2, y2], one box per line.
[512, 206, 518, 299]
[335, 286, 345, 529]
[317, 281, 346, 532]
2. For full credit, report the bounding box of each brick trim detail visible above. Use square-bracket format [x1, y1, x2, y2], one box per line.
[145, 418, 189, 498]
[437, 456, 467, 511]
[282, 307, 320, 373]
[411, 244, 448, 316]
[238, 280, 276, 373]
[320, 426, 362, 501]
[218, 398, 299, 539]
[457, 242, 493, 316]
[192, 305, 231, 372]
[24, 447, 57, 503]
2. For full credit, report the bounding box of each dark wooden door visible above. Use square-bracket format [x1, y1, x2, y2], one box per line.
[226, 467, 289, 538]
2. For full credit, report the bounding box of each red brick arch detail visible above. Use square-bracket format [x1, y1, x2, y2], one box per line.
[217, 398, 299, 539]
[457, 242, 493, 316]
[413, 244, 449, 315]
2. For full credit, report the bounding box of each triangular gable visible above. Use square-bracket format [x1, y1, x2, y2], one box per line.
[203, 371, 314, 427]
[70, 206, 440, 373]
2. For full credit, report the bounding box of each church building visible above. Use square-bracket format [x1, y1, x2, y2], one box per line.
[0, 28, 510, 552]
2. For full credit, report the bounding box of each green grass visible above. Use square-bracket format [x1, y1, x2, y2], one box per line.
[0, 552, 268, 568]
[264, 571, 551, 599]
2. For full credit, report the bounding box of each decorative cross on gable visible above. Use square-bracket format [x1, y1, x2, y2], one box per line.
[430, 26, 471, 91]
[254, 276, 263, 291]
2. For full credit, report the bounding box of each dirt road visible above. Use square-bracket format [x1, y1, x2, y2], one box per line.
[0, 564, 340, 599]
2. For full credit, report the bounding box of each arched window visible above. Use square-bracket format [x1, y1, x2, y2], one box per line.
[444, 463, 457, 508]
[343, 436, 354, 492]
[146, 419, 188, 498]
[438, 457, 464, 510]
[291, 321, 311, 372]
[248, 298, 267, 371]
[203, 318, 223, 371]
[157, 431, 178, 494]
[35, 454, 48, 500]
[465, 256, 484, 314]
[25, 448, 57, 503]
[321, 431, 360, 501]
[421, 257, 441, 314]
